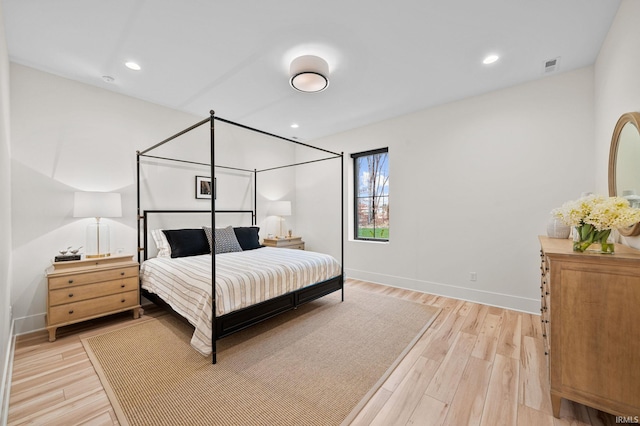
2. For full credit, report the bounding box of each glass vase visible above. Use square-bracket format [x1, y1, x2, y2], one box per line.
[598, 229, 615, 254]
[573, 225, 614, 253]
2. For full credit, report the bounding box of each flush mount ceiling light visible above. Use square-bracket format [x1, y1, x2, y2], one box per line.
[483, 54, 500, 65]
[125, 61, 141, 71]
[289, 55, 329, 93]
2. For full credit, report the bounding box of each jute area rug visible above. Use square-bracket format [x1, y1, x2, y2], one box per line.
[82, 286, 440, 426]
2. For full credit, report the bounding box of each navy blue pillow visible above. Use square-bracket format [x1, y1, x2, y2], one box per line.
[162, 229, 210, 258]
[233, 227, 261, 250]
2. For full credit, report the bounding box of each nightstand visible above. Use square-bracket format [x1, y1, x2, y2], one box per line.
[46, 254, 140, 342]
[262, 236, 305, 250]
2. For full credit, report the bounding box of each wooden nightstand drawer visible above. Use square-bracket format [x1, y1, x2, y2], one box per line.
[48, 290, 139, 325]
[49, 266, 138, 290]
[49, 276, 139, 306]
[46, 255, 141, 341]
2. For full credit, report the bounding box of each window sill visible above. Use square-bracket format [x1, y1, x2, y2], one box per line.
[349, 239, 389, 244]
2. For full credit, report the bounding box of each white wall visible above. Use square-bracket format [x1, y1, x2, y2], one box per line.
[299, 67, 596, 313]
[9, 64, 296, 333]
[0, 1, 14, 419]
[594, 0, 640, 248]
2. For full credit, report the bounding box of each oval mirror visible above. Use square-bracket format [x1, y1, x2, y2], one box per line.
[608, 112, 640, 236]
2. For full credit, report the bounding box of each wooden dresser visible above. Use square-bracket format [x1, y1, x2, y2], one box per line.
[46, 255, 140, 341]
[262, 236, 305, 250]
[539, 236, 640, 418]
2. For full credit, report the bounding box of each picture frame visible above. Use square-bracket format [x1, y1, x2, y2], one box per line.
[195, 176, 215, 199]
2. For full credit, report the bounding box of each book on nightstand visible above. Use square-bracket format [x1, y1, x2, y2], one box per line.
[54, 254, 82, 262]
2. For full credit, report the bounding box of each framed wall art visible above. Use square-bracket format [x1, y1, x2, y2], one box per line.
[196, 176, 215, 199]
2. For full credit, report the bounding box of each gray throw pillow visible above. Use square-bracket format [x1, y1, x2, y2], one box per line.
[203, 226, 243, 254]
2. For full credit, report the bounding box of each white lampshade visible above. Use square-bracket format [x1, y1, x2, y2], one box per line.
[73, 192, 122, 218]
[267, 201, 291, 217]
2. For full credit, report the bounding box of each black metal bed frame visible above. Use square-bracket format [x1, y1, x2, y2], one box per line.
[136, 110, 344, 363]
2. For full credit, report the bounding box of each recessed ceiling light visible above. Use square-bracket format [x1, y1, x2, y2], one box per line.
[102, 75, 115, 83]
[291, 123, 299, 128]
[125, 61, 141, 71]
[483, 55, 499, 65]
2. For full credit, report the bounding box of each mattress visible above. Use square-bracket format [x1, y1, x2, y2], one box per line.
[140, 247, 342, 355]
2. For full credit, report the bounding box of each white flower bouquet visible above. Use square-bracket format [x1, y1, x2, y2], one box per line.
[552, 194, 640, 252]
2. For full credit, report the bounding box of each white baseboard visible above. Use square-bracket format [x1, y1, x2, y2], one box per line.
[345, 268, 540, 314]
[1, 317, 15, 426]
[13, 312, 46, 336]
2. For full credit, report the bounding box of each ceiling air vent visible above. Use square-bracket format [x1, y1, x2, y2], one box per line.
[543, 57, 561, 74]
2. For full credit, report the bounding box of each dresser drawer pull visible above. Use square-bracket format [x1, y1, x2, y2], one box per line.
[120, 272, 125, 276]
[68, 310, 74, 314]
[68, 279, 74, 284]
[68, 293, 73, 298]
[121, 299, 126, 303]
[121, 284, 126, 288]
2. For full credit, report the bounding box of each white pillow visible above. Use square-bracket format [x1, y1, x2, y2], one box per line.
[151, 229, 171, 257]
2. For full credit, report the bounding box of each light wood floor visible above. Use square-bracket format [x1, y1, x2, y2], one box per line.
[7, 279, 617, 425]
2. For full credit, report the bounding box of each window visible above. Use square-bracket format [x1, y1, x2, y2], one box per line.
[352, 148, 389, 241]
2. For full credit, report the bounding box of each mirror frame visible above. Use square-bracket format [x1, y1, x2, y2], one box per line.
[608, 111, 640, 236]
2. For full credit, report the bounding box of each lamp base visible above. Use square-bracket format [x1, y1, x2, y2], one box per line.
[86, 221, 111, 259]
[85, 253, 111, 259]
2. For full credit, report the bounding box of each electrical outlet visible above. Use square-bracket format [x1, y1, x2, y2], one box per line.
[470, 272, 477, 281]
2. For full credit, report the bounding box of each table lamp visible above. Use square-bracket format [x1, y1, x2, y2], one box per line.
[267, 201, 291, 238]
[73, 192, 122, 258]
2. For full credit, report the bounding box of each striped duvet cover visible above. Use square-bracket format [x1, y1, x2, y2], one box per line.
[140, 247, 342, 355]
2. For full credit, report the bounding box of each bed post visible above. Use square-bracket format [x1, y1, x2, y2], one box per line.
[210, 110, 217, 364]
[341, 152, 344, 302]
[136, 151, 141, 265]
[253, 169, 257, 226]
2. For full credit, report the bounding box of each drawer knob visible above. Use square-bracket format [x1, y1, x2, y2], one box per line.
[68, 293, 73, 298]
[121, 299, 126, 303]
[68, 310, 74, 314]
[120, 272, 125, 276]
[68, 279, 73, 284]
[121, 284, 125, 288]
[544, 351, 548, 356]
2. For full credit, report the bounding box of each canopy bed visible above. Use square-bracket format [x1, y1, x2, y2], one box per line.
[136, 111, 344, 363]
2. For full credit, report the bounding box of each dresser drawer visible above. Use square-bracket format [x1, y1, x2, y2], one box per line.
[287, 243, 305, 250]
[49, 266, 138, 290]
[49, 276, 138, 306]
[48, 290, 139, 325]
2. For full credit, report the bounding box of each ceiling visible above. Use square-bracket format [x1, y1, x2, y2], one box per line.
[3, 0, 621, 142]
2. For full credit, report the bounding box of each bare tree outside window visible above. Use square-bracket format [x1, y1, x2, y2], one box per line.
[352, 148, 389, 240]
